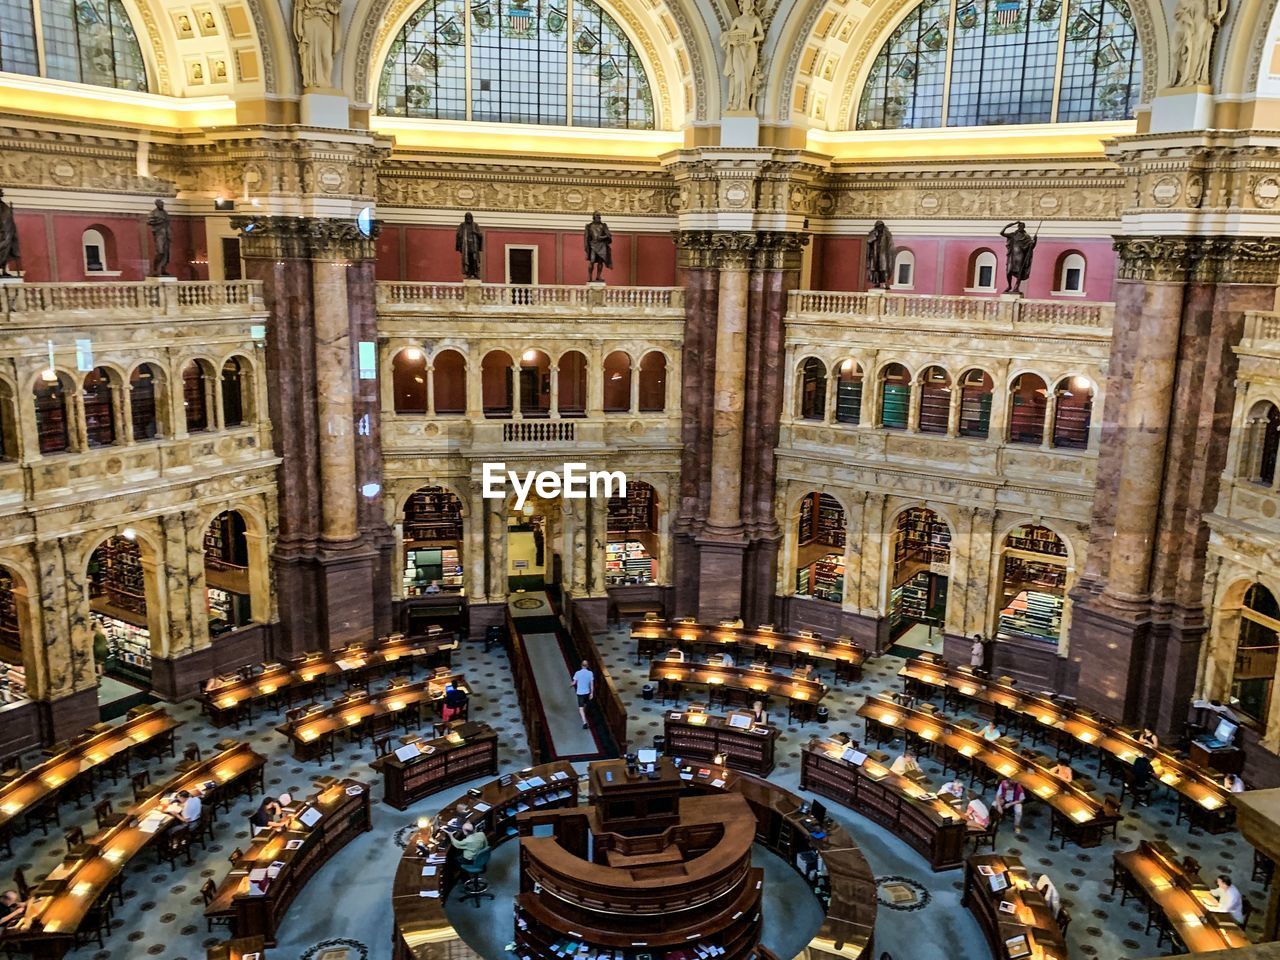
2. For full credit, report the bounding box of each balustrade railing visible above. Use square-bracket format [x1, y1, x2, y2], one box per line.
[502, 420, 576, 443]
[788, 289, 1113, 331]
[1, 280, 265, 320]
[1242, 311, 1280, 351]
[377, 281, 684, 312]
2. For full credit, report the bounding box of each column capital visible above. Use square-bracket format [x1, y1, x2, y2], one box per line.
[1114, 234, 1280, 284]
[674, 230, 808, 270]
[231, 215, 380, 261]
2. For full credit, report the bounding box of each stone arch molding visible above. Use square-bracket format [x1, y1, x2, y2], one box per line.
[344, 0, 717, 124]
[768, 0, 1167, 128]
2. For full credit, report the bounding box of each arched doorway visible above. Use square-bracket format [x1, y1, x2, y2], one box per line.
[1231, 584, 1280, 728]
[519, 349, 552, 417]
[0, 566, 29, 705]
[203, 510, 255, 634]
[795, 493, 845, 602]
[606, 481, 658, 584]
[507, 494, 557, 591]
[403, 486, 465, 597]
[996, 525, 1069, 646]
[887, 507, 951, 650]
[88, 533, 155, 707]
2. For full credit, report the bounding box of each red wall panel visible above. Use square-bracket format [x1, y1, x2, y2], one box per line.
[376, 227, 402, 281]
[11, 213, 51, 281]
[404, 226, 458, 282]
[635, 234, 677, 286]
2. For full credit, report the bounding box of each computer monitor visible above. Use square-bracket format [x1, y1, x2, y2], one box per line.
[637, 748, 658, 767]
[1213, 717, 1239, 745]
[810, 799, 827, 824]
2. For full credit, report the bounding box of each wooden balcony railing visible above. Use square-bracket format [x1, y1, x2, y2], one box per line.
[789, 289, 1113, 332]
[1, 280, 265, 321]
[377, 281, 684, 313]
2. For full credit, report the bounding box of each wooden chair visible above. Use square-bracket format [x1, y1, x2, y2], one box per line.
[158, 827, 193, 871]
[1242, 898, 1255, 931]
[372, 734, 393, 761]
[130, 769, 152, 803]
[64, 825, 86, 856]
[228, 847, 243, 862]
[12, 868, 29, 900]
[969, 811, 1002, 853]
[183, 743, 202, 764]
[71, 897, 112, 950]
[1056, 907, 1072, 937]
[94, 798, 124, 831]
[1252, 848, 1275, 888]
[202, 877, 234, 933]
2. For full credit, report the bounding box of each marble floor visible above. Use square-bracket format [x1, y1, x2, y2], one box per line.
[1, 627, 1270, 960]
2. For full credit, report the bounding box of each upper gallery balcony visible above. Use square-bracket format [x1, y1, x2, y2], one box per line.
[377, 281, 684, 319]
[788, 289, 1114, 335]
[1, 280, 265, 324]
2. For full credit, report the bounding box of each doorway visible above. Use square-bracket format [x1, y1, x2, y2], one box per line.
[221, 237, 242, 281]
[506, 246, 535, 285]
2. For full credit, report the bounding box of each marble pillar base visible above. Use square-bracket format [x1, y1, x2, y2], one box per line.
[970, 633, 1075, 692]
[466, 600, 506, 641]
[695, 539, 747, 622]
[742, 537, 780, 626]
[1063, 595, 1154, 725]
[37, 687, 99, 744]
[567, 595, 609, 635]
[0, 698, 40, 755]
[671, 531, 703, 617]
[273, 544, 381, 656]
[150, 624, 271, 700]
[780, 597, 880, 650]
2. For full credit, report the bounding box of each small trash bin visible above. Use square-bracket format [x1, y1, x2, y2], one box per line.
[653, 735, 666, 753]
[816, 705, 829, 725]
[642, 683, 655, 701]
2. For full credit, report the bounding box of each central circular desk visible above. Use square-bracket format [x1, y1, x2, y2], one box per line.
[391, 759, 876, 960]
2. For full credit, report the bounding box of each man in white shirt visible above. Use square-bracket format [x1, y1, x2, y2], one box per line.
[571, 660, 594, 729]
[890, 750, 921, 777]
[719, 651, 735, 668]
[964, 792, 990, 828]
[1214, 874, 1244, 924]
[165, 789, 202, 828]
[940, 778, 966, 800]
[1036, 874, 1061, 918]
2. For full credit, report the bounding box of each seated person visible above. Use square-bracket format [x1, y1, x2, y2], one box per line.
[250, 795, 289, 834]
[979, 720, 1002, 741]
[165, 789, 202, 828]
[0, 890, 25, 927]
[718, 651, 736, 668]
[1212, 874, 1245, 924]
[441, 684, 468, 722]
[424, 579, 441, 594]
[749, 700, 769, 726]
[1051, 756, 1074, 782]
[1131, 754, 1155, 790]
[792, 663, 814, 680]
[664, 648, 685, 663]
[448, 820, 490, 863]
[1223, 773, 1246, 794]
[1137, 727, 1159, 749]
[1035, 874, 1061, 918]
[964, 791, 990, 829]
[993, 778, 1026, 831]
[939, 778, 967, 800]
[890, 750, 922, 777]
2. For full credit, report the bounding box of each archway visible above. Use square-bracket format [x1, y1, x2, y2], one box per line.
[1230, 584, 1280, 728]
[879, 363, 911, 429]
[519, 349, 552, 417]
[433, 350, 467, 415]
[606, 480, 658, 584]
[0, 566, 30, 706]
[559, 351, 589, 416]
[203, 510, 258, 634]
[799, 358, 828, 420]
[996, 525, 1069, 646]
[507, 494, 557, 592]
[1009, 373, 1048, 444]
[917, 365, 951, 434]
[34, 373, 74, 454]
[835, 359, 863, 424]
[482, 351, 514, 417]
[182, 359, 215, 433]
[638, 352, 667, 412]
[87, 532, 156, 707]
[794, 492, 846, 602]
[887, 506, 951, 651]
[958, 369, 993, 438]
[393, 347, 428, 412]
[82, 367, 120, 448]
[403, 485, 465, 597]
[1052, 376, 1094, 449]
[129, 363, 163, 440]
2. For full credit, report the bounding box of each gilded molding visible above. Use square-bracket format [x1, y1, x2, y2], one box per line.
[1114, 235, 1280, 284]
[0, 128, 172, 196]
[232, 215, 380, 261]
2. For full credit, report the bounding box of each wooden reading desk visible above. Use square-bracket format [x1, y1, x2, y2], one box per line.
[202, 632, 458, 726]
[859, 694, 1119, 847]
[964, 854, 1068, 960]
[275, 672, 468, 762]
[632, 617, 864, 682]
[1112, 840, 1250, 952]
[898, 658, 1234, 831]
[204, 778, 373, 945]
[649, 659, 827, 722]
[663, 709, 780, 775]
[370, 721, 499, 810]
[8, 743, 266, 959]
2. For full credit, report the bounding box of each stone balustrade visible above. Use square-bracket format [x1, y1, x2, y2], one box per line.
[382, 414, 679, 455]
[0, 280, 265, 322]
[789, 289, 1114, 332]
[377, 281, 684, 315]
[1241, 311, 1280, 355]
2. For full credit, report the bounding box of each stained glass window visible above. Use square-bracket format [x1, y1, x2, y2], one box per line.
[377, 0, 656, 128]
[855, 0, 1140, 128]
[0, 0, 39, 76]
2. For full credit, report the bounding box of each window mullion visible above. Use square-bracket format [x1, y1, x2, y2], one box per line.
[940, 0, 956, 125]
[464, 0, 473, 120]
[1050, 0, 1069, 122]
[565, 0, 573, 125]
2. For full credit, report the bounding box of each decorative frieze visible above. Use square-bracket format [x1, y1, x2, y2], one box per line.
[231, 215, 380, 261]
[675, 230, 808, 270]
[1115, 235, 1280, 284]
[0, 125, 171, 196]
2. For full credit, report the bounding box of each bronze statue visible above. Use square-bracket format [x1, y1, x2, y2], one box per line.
[455, 213, 483, 280]
[584, 212, 613, 282]
[0, 189, 20, 277]
[1000, 220, 1037, 293]
[865, 220, 893, 289]
[148, 199, 172, 277]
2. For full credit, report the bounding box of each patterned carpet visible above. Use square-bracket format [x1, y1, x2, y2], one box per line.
[2, 629, 1269, 960]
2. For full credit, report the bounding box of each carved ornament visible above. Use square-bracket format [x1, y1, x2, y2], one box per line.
[231, 215, 380, 260]
[1114, 235, 1280, 284]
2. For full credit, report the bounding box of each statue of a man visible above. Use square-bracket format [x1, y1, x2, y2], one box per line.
[865, 220, 893, 289]
[584, 212, 613, 282]
[0, 189, 20, 278]
[1171, 0, 1228, 87]
[148, 199, 172, 277]
[1000, 221, 1037, 293]
[721, 0, 764, 112]
[294, 0, 342, 89]
[455, 213, 483, 280]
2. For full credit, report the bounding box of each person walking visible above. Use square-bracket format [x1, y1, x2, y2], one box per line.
[571, 659, 594, 729]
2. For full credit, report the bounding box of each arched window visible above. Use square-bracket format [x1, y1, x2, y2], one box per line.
[558, 351, 588, 416]
[969, 250, 998, 292]
[88, 533, 153, 679]
[958, 369, 993, 438]
[606, 480, 658, 583]
[433, 349, 467, 415]
[82, 228, 108, 272]
[129, 363, 160, 441]
[856, 0, 1141, 129]
[182, 360, 212, 433]
[33, 374, 71, 454]
[998, 524, 1068, 646]
[603, 351, 631, 412]
[519, 349, 551, 417]
[377, 0, 655, 129]
[892, 249, 916, 289]
[221, 358, 245, 427]
[917, 365, 951, 434]
[1052, 376, 1094, 449]
[637, 351, 666, 412]
[1056, 252, 1087, 294]
[43, 0, 148, 90]
[1009, 373, 1047, 444]
[205, 510, 255, 631]
[393, 347, 428, 413]
[481, 351, 513, 417]
[880, 363, 911, 429]
[403, 485, 465, 596]
[795, 492, 846, 602]
[1248, 401, 1280, 486]
[1232, 583, 1280, 727]
[835, 359, 863, 424]
[82, 367, 117, 448]
[799, 358, 827, 420]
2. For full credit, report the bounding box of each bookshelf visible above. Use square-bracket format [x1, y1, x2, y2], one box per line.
[606, 540, 655, 584]
[893, 507, 951, 567]
[403, 489, 464, 544]
[0, 573, 19, 660]
[0, 659, 27, 704]
[798, 493, 845, 547]
[83, 373, 116, 448]
[404, 546, 463, 595]
[1005, 525, 1067, 557]
[373, 722, 499, 810]
[1009, 385, 1046, 443]
[798, 554, 844, 602]
[917, 380, 950, 434]
[663, 712, 779, 775]
[34, 382, 70, 454]
[1052, 395, 1092, 448]
[998, 589, 1063, 643]
[607, 485, 656, 534]
[100, 617, 152, 682]
[959, 391, 992, 438]
[835, 376, 862, 424]
[91, 538, 147, 616]
[881, 383, 910, 429]
[204, 512, 248, 569]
